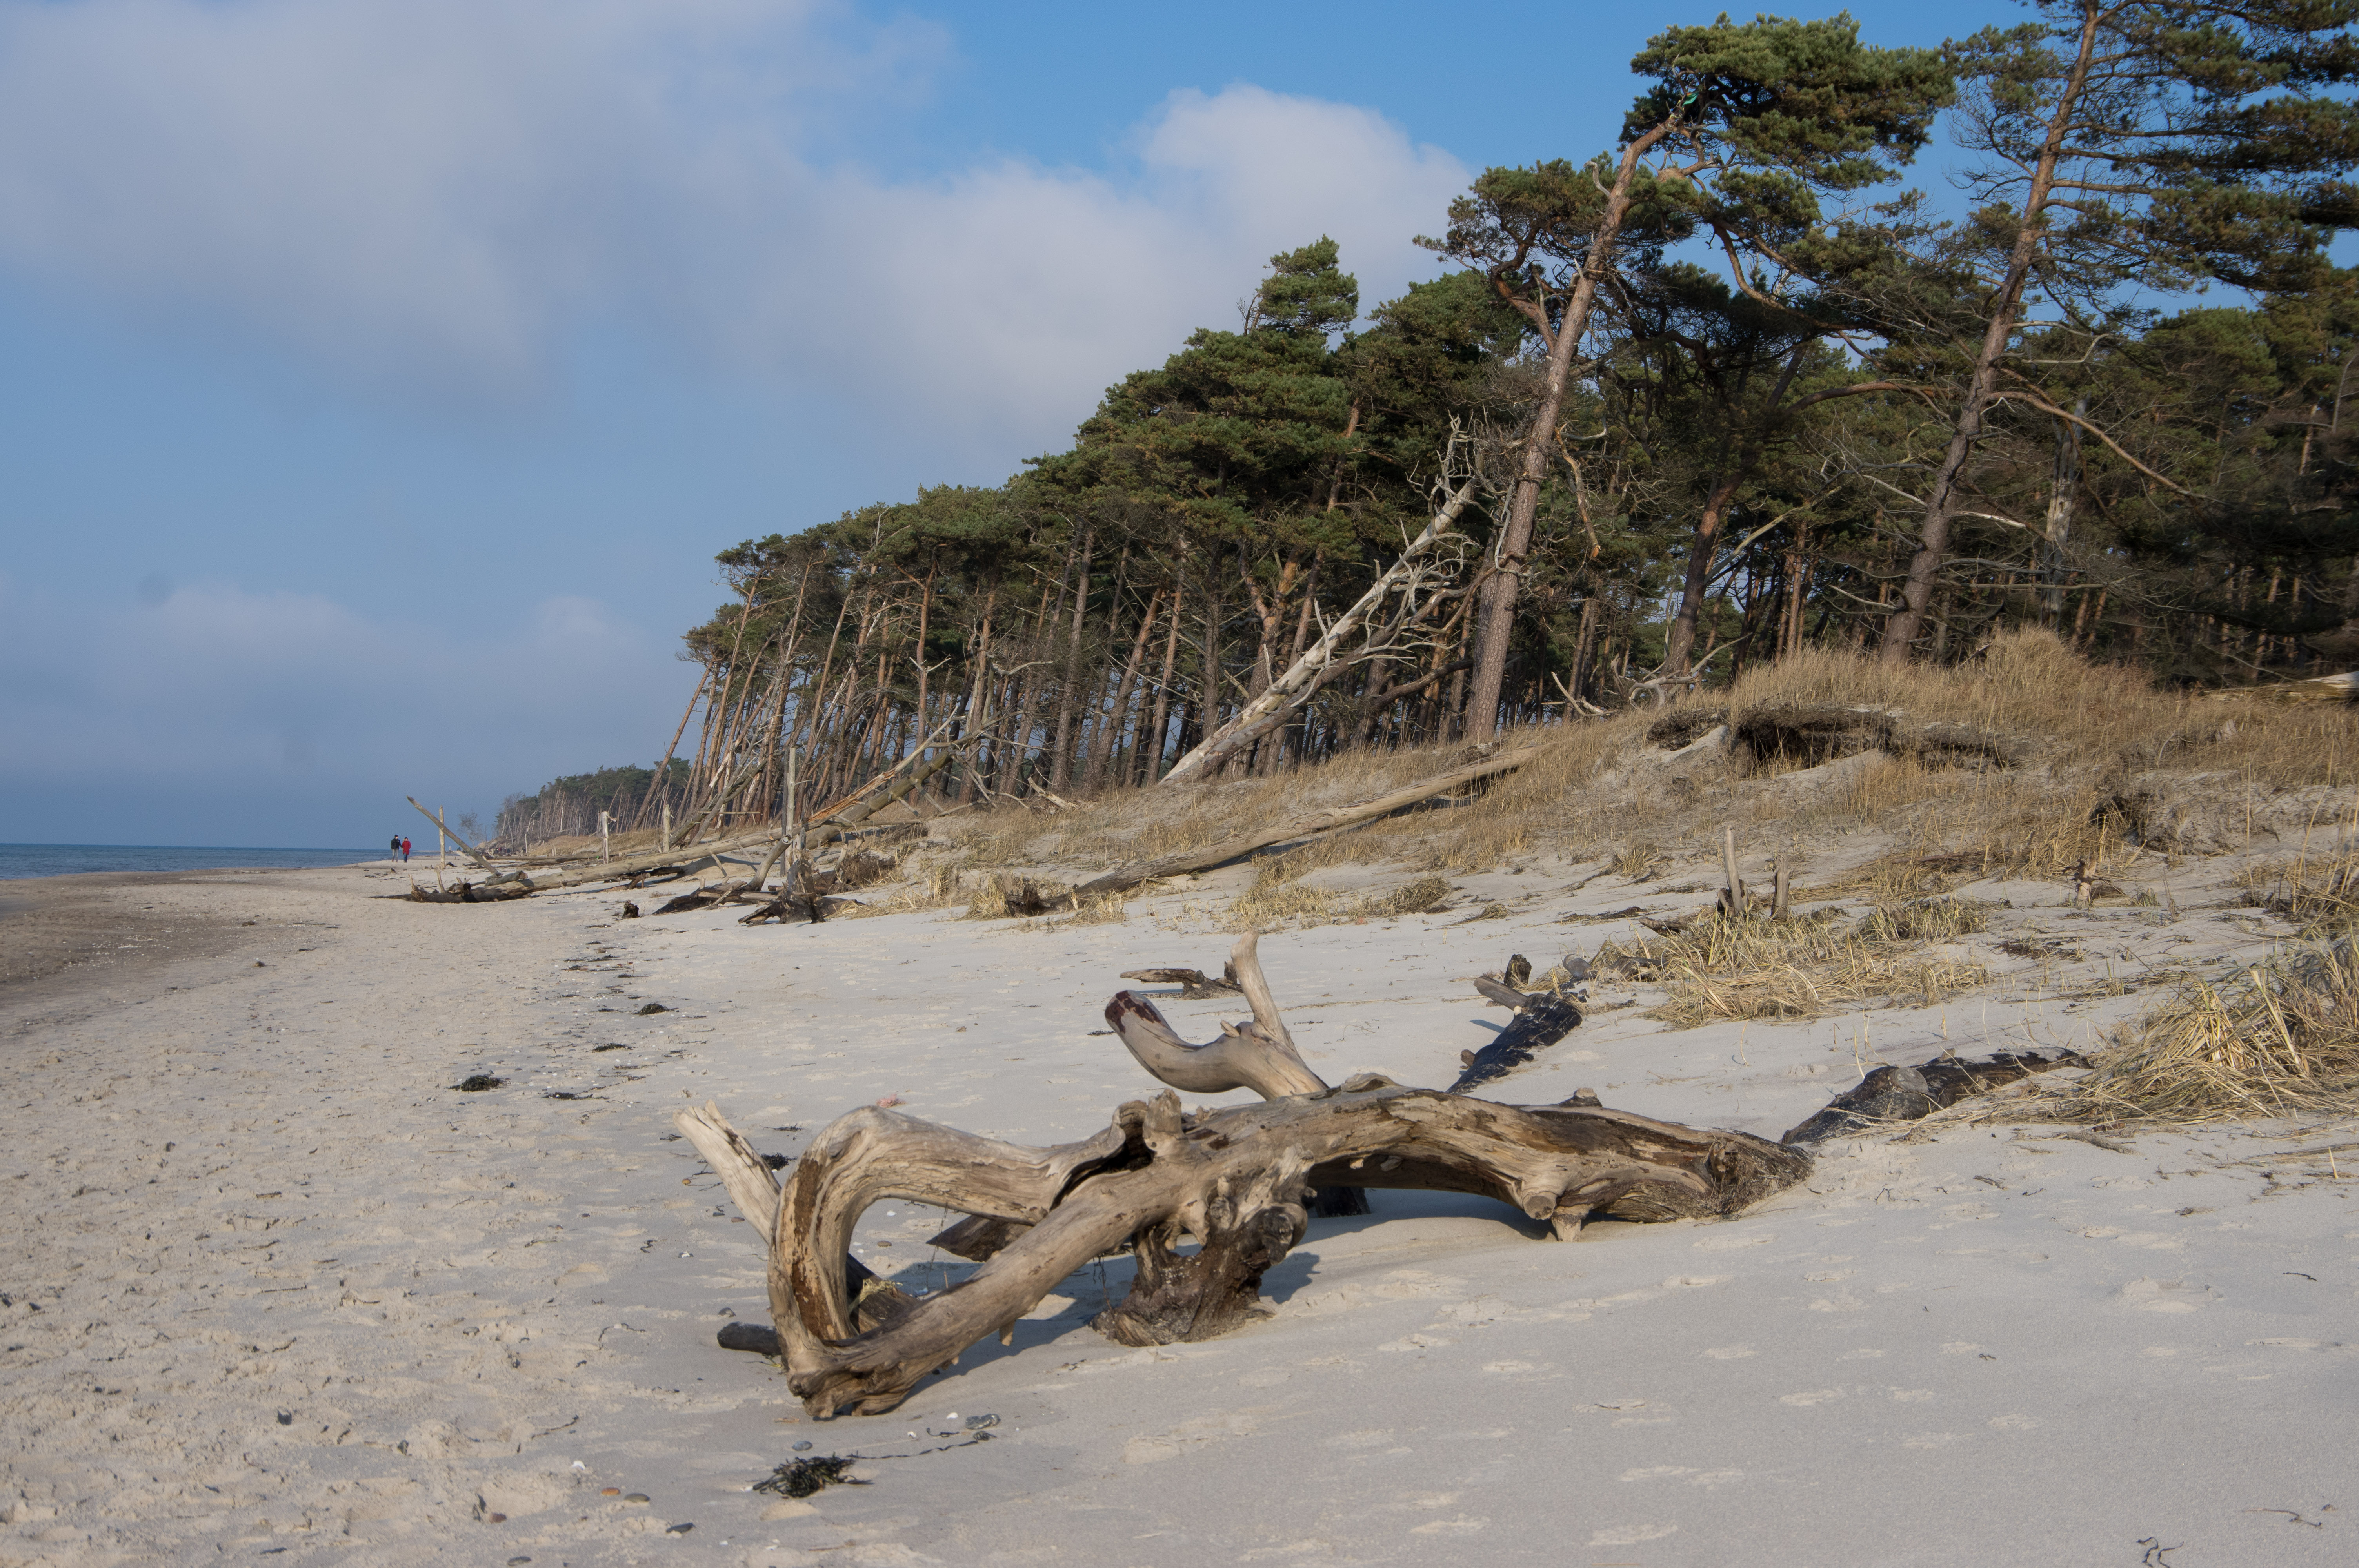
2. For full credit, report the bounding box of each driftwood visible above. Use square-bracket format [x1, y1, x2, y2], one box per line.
[740, 891, 864, 925]
[649, 877, 756, 915]
[730, 1082, 1806, 1417]
[1647, 704, 2025, 774]
[981, 875, 1075, 917]
[681, 932, 1812, 1419]
[405, 878, 532, 904]
[1074, 746, 1541, 899]
[406, 796, 496, 866]
[1119, 965, 1244, 1000]
[1780, 1049, 2086, 1145]
[1159, 477, 1481, 786]
[1452, 991, 1586, 1093]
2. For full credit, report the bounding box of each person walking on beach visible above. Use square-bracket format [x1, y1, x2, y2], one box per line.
[400, 836, 412, 862]
[390, 835, 401, 863]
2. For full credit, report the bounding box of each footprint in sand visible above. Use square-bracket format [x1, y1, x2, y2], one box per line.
[1590, 1523, 1678, 1545]
[1693, 1232, 1774, 1251]
[1779, 1388, 1845, 1406]
[2120, 1276, 2212, 1312]
[1410, 1517, 1489, 1535]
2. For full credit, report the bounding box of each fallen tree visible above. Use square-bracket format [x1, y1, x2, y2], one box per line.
[1158, 475, 1481, 786]
[680, 931, 2096, 1417]
[677, 932, 1812, 1419]
[1074, 745, 1541, 899]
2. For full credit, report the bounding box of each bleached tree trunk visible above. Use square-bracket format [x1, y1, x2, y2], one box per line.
[1160, 478, 1479, 785]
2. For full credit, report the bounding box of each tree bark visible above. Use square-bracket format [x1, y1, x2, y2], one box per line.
[1143, 575, 1185, 783]
[1090, 587, 1163, 792]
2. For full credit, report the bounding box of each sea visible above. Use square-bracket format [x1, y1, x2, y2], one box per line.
[0, 844, 380, 880]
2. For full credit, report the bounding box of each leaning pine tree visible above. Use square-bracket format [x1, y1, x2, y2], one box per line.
[1425, 12, 1954, 737]
[1881, 0, 2359, 660]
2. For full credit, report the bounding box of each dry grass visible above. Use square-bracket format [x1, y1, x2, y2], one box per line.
[1223, 863, 1459, 931]
[2043, 942, 2359, 1124]
[1612, 842, 1666, 880]
[835, 858, 967, 920]
[1857, 897, 1997, 944]
[900, 630, 2356, 929]
[1227, 869, 1338, 930]
[1047, 890, 1131, 928]
[1355, 875, 1455, 918]
[1603, 904, 1993, 1027]
[2235, 850, 2359, 935]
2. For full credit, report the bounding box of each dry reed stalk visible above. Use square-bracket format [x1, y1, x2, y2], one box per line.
[2040, 942, 2359, 1125]
[1608, 906, 1991, 1027]
[2234, 850, 2359, 935]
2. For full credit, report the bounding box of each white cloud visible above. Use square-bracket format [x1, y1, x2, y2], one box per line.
[0, 0, 1469, 443]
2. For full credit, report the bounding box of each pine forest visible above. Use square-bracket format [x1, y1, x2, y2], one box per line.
[498, 4, 2359, 846]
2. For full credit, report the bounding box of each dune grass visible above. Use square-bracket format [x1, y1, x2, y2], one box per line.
[2054, 942, 2359, 1125]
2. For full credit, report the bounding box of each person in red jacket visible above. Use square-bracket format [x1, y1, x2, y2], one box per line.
[400, 837, 412, 862]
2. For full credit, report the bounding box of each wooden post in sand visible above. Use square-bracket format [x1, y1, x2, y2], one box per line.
[1718, 826, 1746, 919]
[600, 811, 612, 864]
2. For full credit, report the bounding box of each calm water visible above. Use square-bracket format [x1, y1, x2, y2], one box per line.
[0, 844, 380, 880]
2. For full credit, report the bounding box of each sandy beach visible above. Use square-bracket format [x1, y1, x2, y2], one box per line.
[4, 849, 2354, 1567]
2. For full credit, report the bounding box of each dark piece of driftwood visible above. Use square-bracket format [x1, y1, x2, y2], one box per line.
[1450, 992, 1587, 1094]
[1073, 747, 1541, 898]
[1119, 965, 1244, 1000]
[740, 891, 864, 926]
[1781, 1049, 2085, 1145]
[1648, 704, 2025, 774]
[405, 879, 532, 904]
[985, 876, 1075, 917]
[652, 878, 754, 915]
[719, 1321, 783, 1354]
[741, 889, 824, 924]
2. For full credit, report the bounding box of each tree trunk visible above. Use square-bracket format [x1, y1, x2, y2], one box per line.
[1882, 3, 2100, 661]
[1465, 118, 1684, 739]
[1047, 530, 1094, 791]
[1161, 481, 1478, 785]
[2039, 399, 2085, 628]
[1143, 576, 1185, 784]
[1090, 588, 1163, 792]
[1666, 471, 1745, 677]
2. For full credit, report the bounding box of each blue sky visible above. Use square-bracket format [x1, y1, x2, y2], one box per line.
[0, 0, 2021, 848]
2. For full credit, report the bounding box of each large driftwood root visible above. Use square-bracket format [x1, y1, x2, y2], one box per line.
[686, 920, 2100, 1418]
[714, 1079, 1808, 1419]
[679, 931, 1809, 1418]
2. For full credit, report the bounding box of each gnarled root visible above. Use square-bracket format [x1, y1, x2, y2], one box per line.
[729, 1081, 1808, 1419]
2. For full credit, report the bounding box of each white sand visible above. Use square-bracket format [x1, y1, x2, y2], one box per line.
[3, 853, 2353, 1566]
